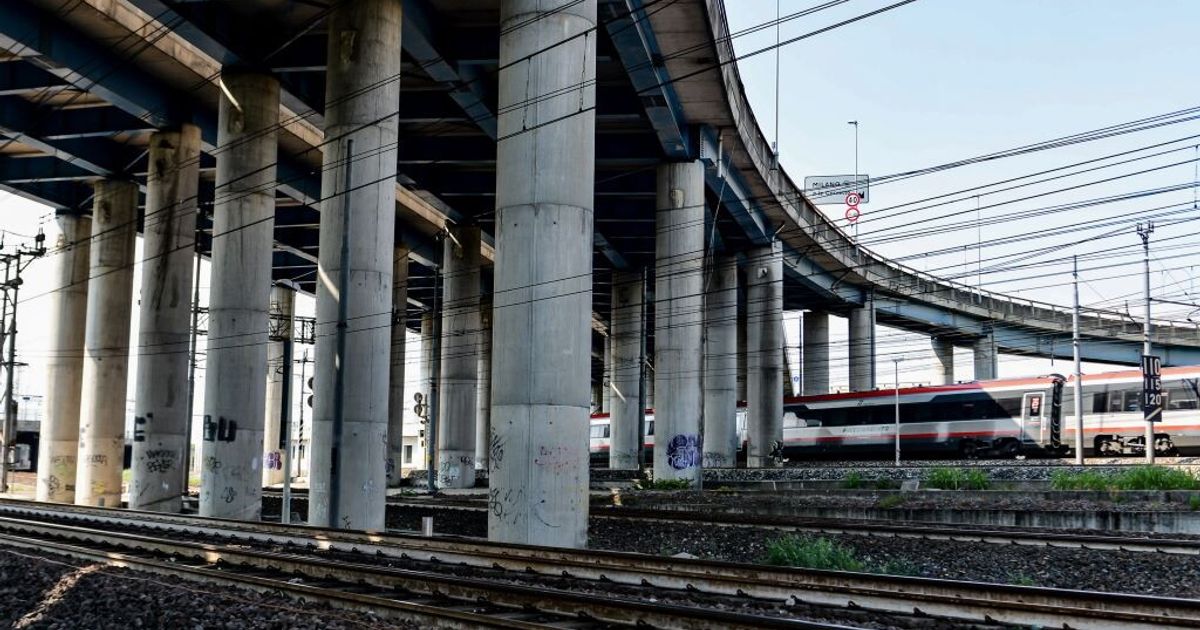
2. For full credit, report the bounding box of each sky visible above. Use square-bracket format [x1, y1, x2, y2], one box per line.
[4, 0, 1200, 433]
[729, 0, 1200, 386]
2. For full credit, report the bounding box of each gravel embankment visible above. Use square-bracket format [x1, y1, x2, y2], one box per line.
[711, 460, 1200, 483]
[0, 546, 410, 629]
[377, 500, 1200, 597]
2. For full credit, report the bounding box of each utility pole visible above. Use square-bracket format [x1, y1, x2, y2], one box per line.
[636, 266, 648, 470]
[426, 256, 443, 493]
[0, 230, 45, 492]
[848, 120, 859, 244]
[183, 252, 203, 500]
[1072, 256, 1084, 465]
[892, 356, 903, 466]
[1138, 222, 1155, 464]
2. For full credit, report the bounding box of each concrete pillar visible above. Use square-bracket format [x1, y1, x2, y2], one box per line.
[437, 226, 481, 489]
[703, 255, 738, 468]
[386, 247, 409, 487]
[199, 71, 279, 520]
[75, 180, 137, 507]
[973, 329, 997, 381]
[736, 298, 747, 401]
[490, 0, 595, 548]
[130, 125, 201, 511]
[848, 299, 876, 391]
[309, 0, 401, 531]
[35, 213, 91, 504]
[653, 161, 705, 484]
[475, 297, 493, 469]
[932, 336, 955, 385]
[745, 242, 784, 468]
[802, 312, 829, 396]
[609, 271, 643, 470]
[262, 285, 294, 488]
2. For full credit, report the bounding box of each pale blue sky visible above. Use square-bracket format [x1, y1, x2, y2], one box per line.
[729, 0, 1200, 384]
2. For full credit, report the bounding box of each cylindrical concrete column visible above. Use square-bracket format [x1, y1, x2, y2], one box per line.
[973, 329, 997, 381]
[802, 312, 829, 396]
[703, 255, 738, 468]
[736, 298, 747, 401]
[75, 180, 137, 507]
[199, 71, 279, 520]
[437, 225, 481, 489]
[653, 161, 705, 484]
[848, 299, 876, 391]
[609, 271, 643, 470]
[746, 242, 784, 468]
[932, 336, 955, 385]
[309, 0, 402, 531]
[262, 285, 295, 488]
[475, 296, 493, 469]
[387, 247, 409, 487]
[35, 213, 91, 504]
[490, 0, 595, 548]
[130, 125, 201, 512]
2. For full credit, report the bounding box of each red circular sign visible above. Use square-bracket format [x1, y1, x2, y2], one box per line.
[845, 206, 861, 223]
[845, 192, 862, 206]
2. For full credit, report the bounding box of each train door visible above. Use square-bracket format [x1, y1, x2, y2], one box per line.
[1020, 392, 1045, 444]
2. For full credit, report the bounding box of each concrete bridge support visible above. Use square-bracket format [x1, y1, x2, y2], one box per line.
[802, 312, 829, 396]
[130, 125, 201, 512]
[262, 285, 295, 488]
[653, 161, 705, 485]
[476, 297, 493, 470]
[974, 329, 998, 381]
[36, 213, 91, 504]
[703, 255, 738, 468]
[609, 271, 643, 470]
[489, 0, 596, 548]
[848, 300, 877, 391]
[387, 247, 409, 487]
[437, 225, 481, 489]
[309, 0, 402, 531]
[746, 242, 784, 468]
[737, 300, 747, 401]
[932, 337, 955, 385]
[199, 71, 279, 520]
[75, 180, 137, 507]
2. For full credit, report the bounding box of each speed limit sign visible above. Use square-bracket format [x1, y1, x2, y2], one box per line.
[845, 192, 861, 206]
[844, 192, 862, 224]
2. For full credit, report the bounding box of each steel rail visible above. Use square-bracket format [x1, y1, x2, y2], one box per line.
[0, 513, 838, 630]
[0, 499, 1195, 628]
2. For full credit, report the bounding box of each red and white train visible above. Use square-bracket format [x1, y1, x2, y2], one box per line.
[589, 366, 1200, 462]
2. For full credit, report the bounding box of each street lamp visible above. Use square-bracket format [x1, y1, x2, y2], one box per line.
[893, 356, 903, 466]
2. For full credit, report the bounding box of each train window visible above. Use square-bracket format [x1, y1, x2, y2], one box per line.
[1168, 387, 1198, 410]
[590, 425, 608, 439]
[998, 396, 1023, 418]
[1106, 391, 1124, 413]
[783, 412, 803, 428]
[1123, 390, 1142, 412]
[645, 421, 654, 436]
[1092, 392, 1109, 413]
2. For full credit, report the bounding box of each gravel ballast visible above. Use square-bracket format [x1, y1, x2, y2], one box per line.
[0, 546, 410, 629]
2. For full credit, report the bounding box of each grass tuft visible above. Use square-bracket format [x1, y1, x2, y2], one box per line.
[763, 535, 864, 572]
[925, 467, 990, 490]
[632, 477, 692, 491]
[1051, 466, 1200, 491]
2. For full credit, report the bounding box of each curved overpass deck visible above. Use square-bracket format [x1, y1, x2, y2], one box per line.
[639, 0, 1200, 365]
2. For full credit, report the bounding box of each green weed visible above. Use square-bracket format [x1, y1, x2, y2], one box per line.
[764, 536, 863, 572]
[876, 494, 906, 509]
[1051, 466, 1200, 491]
[633, 478, 693, 491]
[925, 467, 990, 490]
[843, 471, 865, 489]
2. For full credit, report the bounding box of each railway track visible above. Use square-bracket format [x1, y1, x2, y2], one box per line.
[373, 497, 1200, 556]
[0, 499, 1196, 628]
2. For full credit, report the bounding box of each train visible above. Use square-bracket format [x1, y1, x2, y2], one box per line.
[589, 366, 1200, 463]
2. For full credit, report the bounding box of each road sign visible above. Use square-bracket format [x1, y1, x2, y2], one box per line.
[845, 192, 861, 206]
[1142, 354, 1162, 422]
[804, 175, 869, 204]
[844, 206, 861, 223]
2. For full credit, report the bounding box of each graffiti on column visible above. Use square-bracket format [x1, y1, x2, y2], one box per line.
[666, 434, 701, 470]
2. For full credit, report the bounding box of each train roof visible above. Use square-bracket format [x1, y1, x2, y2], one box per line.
[784, 365, 1200, 405]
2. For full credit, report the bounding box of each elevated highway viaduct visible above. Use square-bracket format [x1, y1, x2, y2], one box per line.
[0, 0, 1196, 546]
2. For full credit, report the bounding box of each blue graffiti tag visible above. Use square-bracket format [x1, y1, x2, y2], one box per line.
[666, 434, 701, 470]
